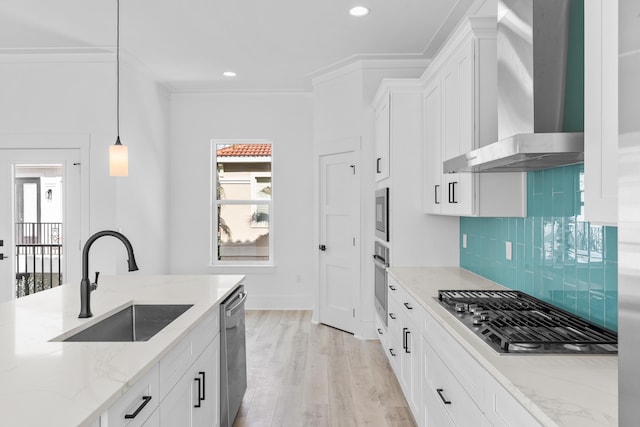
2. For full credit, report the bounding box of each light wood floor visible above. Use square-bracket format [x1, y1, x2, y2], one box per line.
[233, 310, 416, 427]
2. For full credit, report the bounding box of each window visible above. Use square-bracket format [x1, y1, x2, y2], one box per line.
[211, 140, 272, 266]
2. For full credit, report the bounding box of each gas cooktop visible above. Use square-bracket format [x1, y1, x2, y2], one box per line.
[436, 290, 618, 355]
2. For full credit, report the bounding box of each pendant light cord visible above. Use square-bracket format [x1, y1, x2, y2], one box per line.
[116, 0, 120, 142]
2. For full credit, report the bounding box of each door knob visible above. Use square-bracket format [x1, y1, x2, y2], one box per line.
[319, 245, 326, 251]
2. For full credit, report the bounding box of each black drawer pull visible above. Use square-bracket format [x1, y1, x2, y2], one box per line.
[377, 328, 383, 335]
[436, 388, 451, 405]
[389, 313, 396, 320]
[376, 157, 382, 173]
[124, 395, 152, 419]
[389, 348, 396, 357]
[403, 302, 413, 310]
[389, 285, 396, 291]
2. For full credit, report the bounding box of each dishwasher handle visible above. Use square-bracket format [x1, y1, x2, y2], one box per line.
[225, 291, 248, 317]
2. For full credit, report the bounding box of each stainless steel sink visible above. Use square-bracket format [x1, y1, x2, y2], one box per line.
[61, 304, 193, 342]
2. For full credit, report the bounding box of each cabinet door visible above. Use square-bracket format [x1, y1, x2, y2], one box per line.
[584, 0, 618, 225]
[160, 338, 219, 427]
[424, 80, 443, 214]
[441, 41, 475, 216]
[375, 93, 391, 181]
[192, 337, 219, 427]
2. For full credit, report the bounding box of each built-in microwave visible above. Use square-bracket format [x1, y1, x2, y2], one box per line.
[375, 187, 389, 241]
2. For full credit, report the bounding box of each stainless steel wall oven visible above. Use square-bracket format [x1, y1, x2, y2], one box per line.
[373, 241, 390, 327]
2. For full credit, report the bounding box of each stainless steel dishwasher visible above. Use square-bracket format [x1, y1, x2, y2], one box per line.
[220, 285, 248, 427]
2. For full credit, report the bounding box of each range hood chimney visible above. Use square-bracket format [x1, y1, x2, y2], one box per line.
[443, 0, 584, 173]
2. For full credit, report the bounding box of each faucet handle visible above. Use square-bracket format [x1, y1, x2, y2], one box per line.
[91, 271, 100, 291]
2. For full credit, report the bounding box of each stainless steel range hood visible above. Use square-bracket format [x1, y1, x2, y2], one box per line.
[443, 0, 584, 174]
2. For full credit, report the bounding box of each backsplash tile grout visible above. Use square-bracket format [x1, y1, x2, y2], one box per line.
[460, 164, 618, 331]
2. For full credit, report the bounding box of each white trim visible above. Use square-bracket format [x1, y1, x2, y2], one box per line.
[210, 139, 274, 267]
[0, 133, 91, 243]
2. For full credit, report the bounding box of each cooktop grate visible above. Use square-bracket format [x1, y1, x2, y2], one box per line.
[437, 290, 618, 354]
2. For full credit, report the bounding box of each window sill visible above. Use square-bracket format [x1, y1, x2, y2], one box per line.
[208, 264, 276, 275]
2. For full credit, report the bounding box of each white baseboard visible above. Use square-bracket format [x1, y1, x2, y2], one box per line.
[244, 293, 313, 310]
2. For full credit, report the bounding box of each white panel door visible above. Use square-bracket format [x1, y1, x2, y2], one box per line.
[0, 149, 81, 303]
[319, 151, 358, 333]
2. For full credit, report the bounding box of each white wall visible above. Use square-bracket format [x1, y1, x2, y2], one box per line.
[0, 54, 171, 277]
[312, 60, 431, 338]
[169, 92, 315, 309]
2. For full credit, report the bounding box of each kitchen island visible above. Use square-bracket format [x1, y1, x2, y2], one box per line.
[387, 267, 617, 427]
[0, 274, 244, 427]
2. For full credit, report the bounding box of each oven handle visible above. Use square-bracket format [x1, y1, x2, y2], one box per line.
[372, 254, 389, 268]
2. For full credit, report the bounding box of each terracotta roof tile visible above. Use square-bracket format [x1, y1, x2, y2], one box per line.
[217, 144, 271, 157]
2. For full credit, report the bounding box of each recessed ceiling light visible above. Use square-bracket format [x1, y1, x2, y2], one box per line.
[349, 6, 370, 17]
[223, 71, 237, 77]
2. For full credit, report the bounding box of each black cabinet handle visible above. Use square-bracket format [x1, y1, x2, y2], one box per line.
[435, 184, 440, 204]
[403, 328, 411, 353]
[389, 285, 396, 291]
[319, 245, 326, 251]
[377, 328, 383, 335]
[199, 371, 206, 400]
[194, 371, 206, 408]
[124, 396, 152, 419]
[436, 388, 451, 405]
[389, 348, 396, 357]
[389, 313, 396, 320]
[403, 302, 413, 310]
[376, 158, 382, 173]
[194, 377, 202, 408]
[448, 181, 458, 204]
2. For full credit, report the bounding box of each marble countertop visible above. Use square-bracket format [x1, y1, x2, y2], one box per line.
[388, 267, 617, 427]
[0, 274, 244, 427]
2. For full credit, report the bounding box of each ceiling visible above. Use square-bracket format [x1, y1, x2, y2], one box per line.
[0, 0, 486, 92]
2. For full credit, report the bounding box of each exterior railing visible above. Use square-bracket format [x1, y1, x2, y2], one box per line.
[14, 223, 63, 298]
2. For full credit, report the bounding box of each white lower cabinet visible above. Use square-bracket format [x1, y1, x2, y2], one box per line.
[99, 307, 221, 427]
[423, 339, 482, 426]
[160, 337, 220, 427]
[483, 372, 541, 427]
[380, 280, 543, 427]
[104, 365, 160, 427]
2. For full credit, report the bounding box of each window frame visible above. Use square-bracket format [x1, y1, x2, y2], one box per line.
[210, 139, 274, 269]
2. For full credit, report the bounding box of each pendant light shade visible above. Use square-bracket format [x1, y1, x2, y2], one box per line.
[109, 136, 128, 176]
[109, 0, 129, 177]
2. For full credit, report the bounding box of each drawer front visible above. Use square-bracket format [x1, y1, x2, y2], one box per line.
[190, 306, 220, 359]
[107, 365, 159, 427]
[426, 315, 483, 406]
[424, 379, 456, 427]
[375, 312, 388, 350]
[484, 372, 542, 427]
[398, 287, 420, 326]
[425, 340, 482, 427]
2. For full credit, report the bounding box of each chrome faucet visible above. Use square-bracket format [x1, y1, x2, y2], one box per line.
[79, 230, 139, 318]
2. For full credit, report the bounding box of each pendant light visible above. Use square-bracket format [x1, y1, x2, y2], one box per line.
[109, 0, 128, 176]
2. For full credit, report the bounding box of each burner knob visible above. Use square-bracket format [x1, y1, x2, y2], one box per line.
[472, 315, 483, 326]
[468, 304, 479, 313]
[455, 303, 468, 313]
[480, 312, 491, 321]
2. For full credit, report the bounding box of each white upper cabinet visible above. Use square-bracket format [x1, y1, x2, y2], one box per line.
[374, 93, 391, 181]
[423, 18, 526, 217]
[584, 0, 618, 225]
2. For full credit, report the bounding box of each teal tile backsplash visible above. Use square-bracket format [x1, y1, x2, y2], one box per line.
[460, 164, 618, 331]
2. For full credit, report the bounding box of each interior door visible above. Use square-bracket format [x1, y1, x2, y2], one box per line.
[0, 149, 82, 302]
[318, 151, 358, 333]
